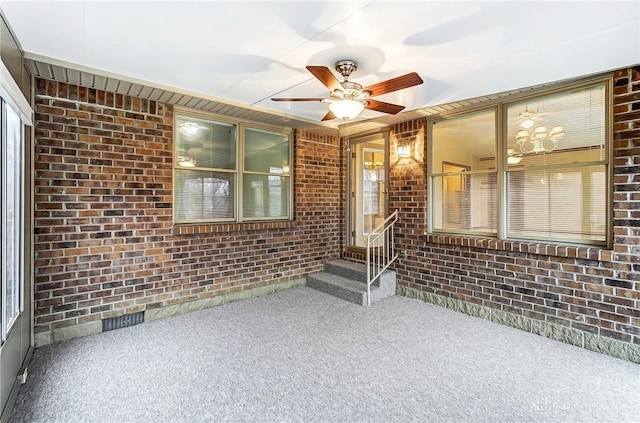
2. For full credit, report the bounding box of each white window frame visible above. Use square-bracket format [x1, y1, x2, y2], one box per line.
[173, 109, 293, 224]
[428, 78, 612, 248]
[0, 60, 30, 342]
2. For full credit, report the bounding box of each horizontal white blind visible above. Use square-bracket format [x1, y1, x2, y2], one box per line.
[174, 112, 292, 223]
[433, 173, 497, 233]
[508, 166, 606, 243]
[174, 170, 236, 221]
[506, 83, 607, 243]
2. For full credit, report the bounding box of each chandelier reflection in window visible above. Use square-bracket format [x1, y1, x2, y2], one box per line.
[515, 125, 565, 154]
[363, 154, 385, 218]
[514, 106, 565, 154]
[364, 160, 384, 171]
[177, 156, 196, 167]
[180, 122, 201, 136]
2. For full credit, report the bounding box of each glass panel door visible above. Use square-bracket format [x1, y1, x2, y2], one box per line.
[1, 100, 23, 340]
[349, 134, 387, 248]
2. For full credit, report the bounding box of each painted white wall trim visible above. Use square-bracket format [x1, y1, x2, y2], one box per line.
[0, 60, 31, 125]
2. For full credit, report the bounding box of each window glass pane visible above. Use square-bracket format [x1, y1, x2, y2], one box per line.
[506, 84, 606, 167]
[175, 115, 236, 170]
[244, 128, 289, 174]
[431, 109, 497, 235]
[174, 113, 293, 223]
[4, 102, 22, 332]
[508, 165, 606, 243]
[432, 173, 496, 233]
[363, 149, 385, 235]
[175, 170, 235, 221]
[433, 109, 496, 172]
[430, 82, 608, 246]
[242, 174, 289, 219]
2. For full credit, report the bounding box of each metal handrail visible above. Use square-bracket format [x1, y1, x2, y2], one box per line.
[365, 210, 399, 305]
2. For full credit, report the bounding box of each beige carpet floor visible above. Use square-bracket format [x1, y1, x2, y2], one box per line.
[9, 286, 640, 422]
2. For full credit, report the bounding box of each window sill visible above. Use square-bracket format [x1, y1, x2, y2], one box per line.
[173, 220, 295, 235]
[424, 233, 614, 262]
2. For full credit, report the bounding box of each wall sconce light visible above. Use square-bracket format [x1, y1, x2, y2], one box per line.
[397, 141, 411, 158]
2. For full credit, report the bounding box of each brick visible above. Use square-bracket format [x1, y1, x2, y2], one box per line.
[33, 79, 341, 337]
[391, 67, 640, 353]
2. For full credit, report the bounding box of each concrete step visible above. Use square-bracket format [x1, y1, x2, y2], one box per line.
[323, 259, 396, 292]
[306, 259, 396, 306]
[306, 272, 368, 305]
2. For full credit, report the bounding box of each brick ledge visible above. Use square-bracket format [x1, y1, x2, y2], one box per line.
[425, 234, 613, 262]
[34, 278, 306, 347]
[174, 220, 296, 235]
[398, 285, 640, 364]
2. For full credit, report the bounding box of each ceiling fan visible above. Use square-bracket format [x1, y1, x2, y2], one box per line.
[514, 105, 551, 129]
[271, 60, 424, 121]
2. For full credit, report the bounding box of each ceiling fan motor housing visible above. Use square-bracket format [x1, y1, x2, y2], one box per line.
[335, 60, 358, 80]
[331, 80, 368, 102]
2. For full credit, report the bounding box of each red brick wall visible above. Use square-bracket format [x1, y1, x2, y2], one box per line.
[389, 119, 427, 254]
[389, 67, 640, 349]
[33, 67, 640, 351]
[33, 79, 342, 342]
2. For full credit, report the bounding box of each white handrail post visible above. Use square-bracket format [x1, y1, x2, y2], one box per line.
[365, 210, 399, 306]
[366, 240, 371, 306]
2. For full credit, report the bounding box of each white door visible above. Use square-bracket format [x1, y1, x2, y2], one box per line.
[349, 133, 387, 248]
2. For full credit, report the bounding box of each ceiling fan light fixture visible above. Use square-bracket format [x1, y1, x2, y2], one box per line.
[518, 106, 537, 129]
[271, 60, 423, 121]
[328, 99, 365, 120]
[521, 117, 535, 129]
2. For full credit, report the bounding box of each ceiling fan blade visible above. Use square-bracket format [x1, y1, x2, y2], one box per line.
[271, 97, 325, 102]
[321, 110, 337, 121]
[306, 66, 343, 92]
[365, 99, 405, 115]
[363, 72, 424, 97]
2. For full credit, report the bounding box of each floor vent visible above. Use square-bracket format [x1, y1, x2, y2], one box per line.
[102, 311, 144, 332]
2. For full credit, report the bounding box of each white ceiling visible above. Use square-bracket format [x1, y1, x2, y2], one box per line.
[1, 0, 639, 129]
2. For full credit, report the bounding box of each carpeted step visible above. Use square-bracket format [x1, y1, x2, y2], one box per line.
[324, 259, 368, 283]
[306, 272, 368, 305]
[307, 259, 397, 305]
[323, 259, 396, 293]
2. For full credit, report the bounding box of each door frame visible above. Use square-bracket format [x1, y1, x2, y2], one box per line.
[346, 131, 389, 251]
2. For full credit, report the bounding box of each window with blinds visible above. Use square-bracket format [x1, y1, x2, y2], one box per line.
[429, 81, 610, 246]
[174, 111, 291, 224]
[431, 109, 497, 235]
